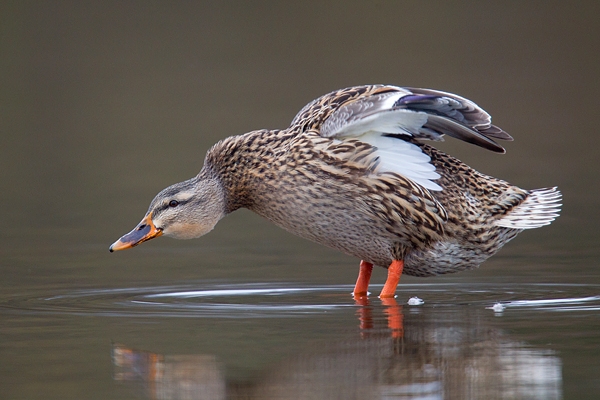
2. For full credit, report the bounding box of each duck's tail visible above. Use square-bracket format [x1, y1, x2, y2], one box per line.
[495, 187, 562, 229]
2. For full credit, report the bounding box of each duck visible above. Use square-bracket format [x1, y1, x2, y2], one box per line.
[109, 85, 562, 298]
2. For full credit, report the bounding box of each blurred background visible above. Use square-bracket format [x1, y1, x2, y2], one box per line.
[2, 1, 598, 284]
[1, 1, 599, 399]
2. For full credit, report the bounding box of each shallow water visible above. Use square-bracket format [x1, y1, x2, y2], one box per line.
[2, 282, 600, 399]
[2, 2, 600, 399]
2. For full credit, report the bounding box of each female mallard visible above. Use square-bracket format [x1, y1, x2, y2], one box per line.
[110, 85, 561, 298]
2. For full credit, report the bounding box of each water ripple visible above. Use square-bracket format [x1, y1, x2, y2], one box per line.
[1, 283, 599, 318]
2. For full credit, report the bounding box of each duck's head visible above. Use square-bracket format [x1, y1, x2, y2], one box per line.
[109, 176, 226, 252]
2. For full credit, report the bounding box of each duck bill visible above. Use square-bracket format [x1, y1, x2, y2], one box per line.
[109, 214, 163, 252]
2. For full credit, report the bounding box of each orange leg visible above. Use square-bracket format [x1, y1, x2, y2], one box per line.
[353, 260, 373, 296]
[379, 259, 404, 298]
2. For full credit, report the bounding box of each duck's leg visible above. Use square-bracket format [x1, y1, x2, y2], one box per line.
[353, 260, 373, 296]
[379, 260, 404, 298]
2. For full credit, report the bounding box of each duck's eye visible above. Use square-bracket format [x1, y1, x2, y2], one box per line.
[168, 200, 179, 208]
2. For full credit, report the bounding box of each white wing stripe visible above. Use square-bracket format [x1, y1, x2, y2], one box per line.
[359, 132, 442, 191]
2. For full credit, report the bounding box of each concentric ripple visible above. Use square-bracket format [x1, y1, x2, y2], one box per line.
[2, 283, 354, 318]
[1, 283, 599, 318]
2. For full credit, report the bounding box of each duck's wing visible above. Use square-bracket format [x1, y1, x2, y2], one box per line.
[319, 85, 512, 152]
[299, 85, 510, 192]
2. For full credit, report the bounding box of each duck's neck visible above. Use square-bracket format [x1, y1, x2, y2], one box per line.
[202, 129, 277, 214]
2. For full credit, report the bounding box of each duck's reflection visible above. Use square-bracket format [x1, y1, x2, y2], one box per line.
[355, 295, 405, 339]
[112, 345, 225, 400]
[113, 300, 562, 399]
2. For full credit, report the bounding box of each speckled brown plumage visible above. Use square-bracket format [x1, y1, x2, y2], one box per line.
[110, 84, 562, 295]
[206, 128, 508, 276]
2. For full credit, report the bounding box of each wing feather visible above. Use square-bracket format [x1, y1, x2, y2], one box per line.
[320, 86, 511, 152]
[313, 85, 512, 191]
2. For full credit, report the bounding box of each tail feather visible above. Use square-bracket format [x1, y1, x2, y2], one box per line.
[496, 187, 562, 229]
